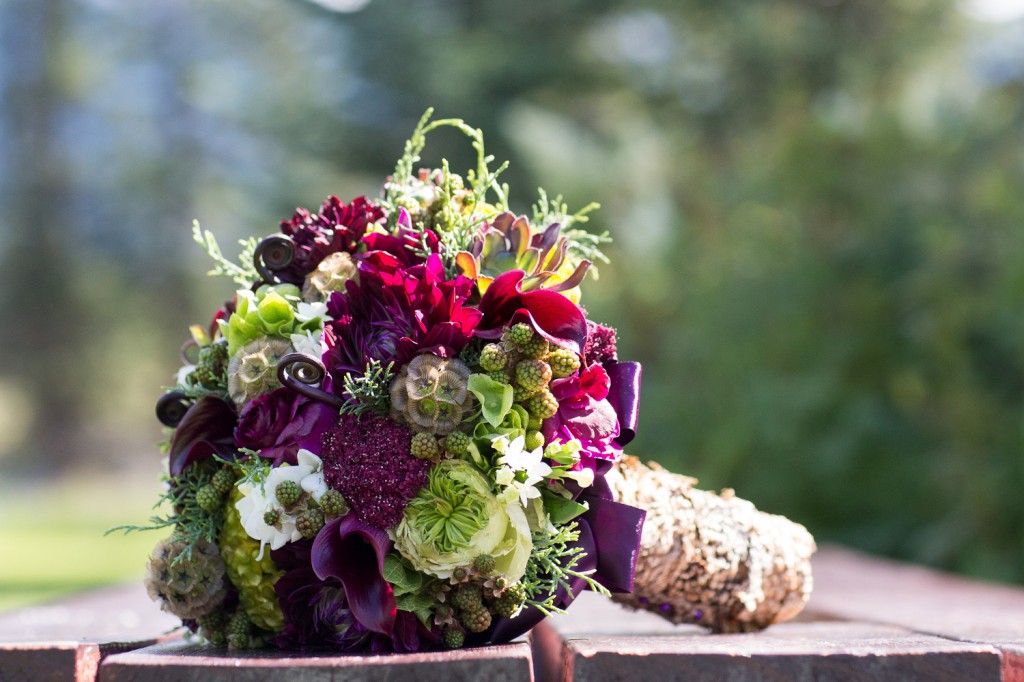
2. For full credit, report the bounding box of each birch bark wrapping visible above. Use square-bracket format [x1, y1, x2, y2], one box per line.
[607, 456, 816, 633]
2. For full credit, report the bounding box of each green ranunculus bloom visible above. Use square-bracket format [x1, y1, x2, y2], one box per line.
[391, 460, 532, 582]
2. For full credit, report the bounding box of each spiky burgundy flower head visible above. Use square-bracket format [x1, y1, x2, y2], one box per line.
[278, 196, 386, 283]
[322, 252, 481, 384]
[320, 413, 429, 530]
[583, 321, 618, 365]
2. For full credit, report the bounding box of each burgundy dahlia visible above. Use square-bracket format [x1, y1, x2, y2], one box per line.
[322, 253, 481, 382]
[279, 196, 386, 283]
[320, 413, 429, 529]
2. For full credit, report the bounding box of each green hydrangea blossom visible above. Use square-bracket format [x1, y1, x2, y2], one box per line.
[220, 488, 285, 634]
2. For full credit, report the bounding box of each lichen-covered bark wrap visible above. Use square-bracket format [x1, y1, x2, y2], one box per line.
[607, 456, 816, 633]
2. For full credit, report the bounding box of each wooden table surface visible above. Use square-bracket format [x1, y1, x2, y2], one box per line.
[3, 545, 1023, 681]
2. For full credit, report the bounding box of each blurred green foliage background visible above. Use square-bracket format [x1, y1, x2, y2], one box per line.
[2, 0, 1024, 606]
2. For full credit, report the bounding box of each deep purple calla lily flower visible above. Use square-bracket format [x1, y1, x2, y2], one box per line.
[168, 395, 237, 477]
[311, 515, 396, 637]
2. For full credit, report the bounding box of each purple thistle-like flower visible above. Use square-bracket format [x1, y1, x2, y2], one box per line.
[583, 321, 618, 365]
[320, 413, 429, 530]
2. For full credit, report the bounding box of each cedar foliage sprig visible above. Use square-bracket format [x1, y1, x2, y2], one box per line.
[340, 360, 395, 417]
[521, 521, 610, 615]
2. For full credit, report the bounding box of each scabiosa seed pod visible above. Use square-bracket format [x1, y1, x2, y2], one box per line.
[389, 354, 473, 435]
[144, 537, 227, 620]
[227, 337, 293, 408]
[302, 251, 358, 303]
[515, 359, 552, 393]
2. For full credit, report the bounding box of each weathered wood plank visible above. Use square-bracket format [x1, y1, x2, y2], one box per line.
[0, 583, 179, 682]
[809, 545, 1024, 680]
[100, 638, 534, 682]
[536, 591, 1003, 682]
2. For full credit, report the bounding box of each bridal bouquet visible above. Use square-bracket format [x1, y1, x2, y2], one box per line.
[125, 111, 647, 652]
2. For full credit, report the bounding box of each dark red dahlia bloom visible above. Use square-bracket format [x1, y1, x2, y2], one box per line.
[279, 196, 386, 283]
[234, 387, 336, 466]
[320, 413, 429, 530]
[357, 208, 440, 277]
[476, 270, 589, 355]
[322, 253, 481, 381]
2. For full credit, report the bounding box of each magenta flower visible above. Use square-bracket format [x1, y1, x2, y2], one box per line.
[542, 364, 622, 471]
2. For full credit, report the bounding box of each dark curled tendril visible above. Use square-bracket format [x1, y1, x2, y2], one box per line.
[253, 233, 296, 285]
[156, 391, 192, 427]
[277, 353, 346, 410]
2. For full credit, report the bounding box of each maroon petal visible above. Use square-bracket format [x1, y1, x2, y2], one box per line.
[312, 515, 396, 636]
[168, 396, 236, 477]
[518, 289, 588, 355]
[476, 270, 527, 337]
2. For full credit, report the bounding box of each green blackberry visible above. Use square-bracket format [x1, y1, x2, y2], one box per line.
[210, 467, 236, 497]
[445, 431, 470, 456]
[226, 611, 251, 650]
[519, 335, 549, 360]
[509, 323, 534, 346]
[525, 389, 559, 419]
[460, 605, 492, 633]
[515, 359, 551, 392]
[197, 611, 228, 646]
[473, 554, 496, 575]
[494, 590, 526, 618]
[410, 432, 440, 459]
[451, 583, 483, 611]
[524, 430, 545, 451]
[527, 416, 543, 431]
[196, 485, 222, 514]
[275, 480, 301, 508]
[442, 626, 465, 649]
[193, 342, 229, 388]
[512, 383, 538, 403]
[296, 508, 325, 540]
[479, 344, 509, 372]
[547, 348, 581, 379]
[491, 576, 508, 591]
[487, 370, 511, 385]
[263, 509, 280, 527]
[318, 489, 349, 518]
[452, 567, 469, 583]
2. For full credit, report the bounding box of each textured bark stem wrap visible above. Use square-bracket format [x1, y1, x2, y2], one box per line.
[607, 455, 816, 633]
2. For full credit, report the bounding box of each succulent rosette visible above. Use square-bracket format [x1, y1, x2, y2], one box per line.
[133, 111, 646, 653]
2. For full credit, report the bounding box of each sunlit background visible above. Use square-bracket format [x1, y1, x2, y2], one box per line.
[3, 0, 1024, 609]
